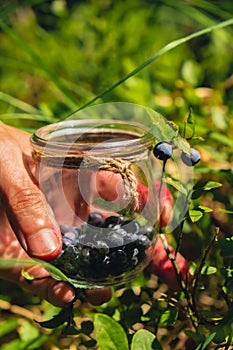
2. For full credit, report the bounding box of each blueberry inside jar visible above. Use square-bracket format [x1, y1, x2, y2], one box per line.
[31, 119, 158, 288]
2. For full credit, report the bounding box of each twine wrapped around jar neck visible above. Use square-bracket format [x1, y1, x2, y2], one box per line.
[83, 156, 139, 210]
[32, 150, 139, 210]
[31, 120, 155, 213]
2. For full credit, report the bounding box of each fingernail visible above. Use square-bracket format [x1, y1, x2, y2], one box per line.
[25, 228, 61, 261]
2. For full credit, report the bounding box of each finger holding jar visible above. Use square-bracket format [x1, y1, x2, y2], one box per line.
[0, 122, 112, 307]
[0, 122, 62, 261]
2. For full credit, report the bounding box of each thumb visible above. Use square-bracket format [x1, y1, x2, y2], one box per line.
[0, 140, 61, 262]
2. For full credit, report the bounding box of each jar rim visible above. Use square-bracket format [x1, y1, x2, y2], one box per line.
[31, 119, 154, 151]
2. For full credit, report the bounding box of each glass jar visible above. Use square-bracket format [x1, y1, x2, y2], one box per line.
[31, 119, 158, 288]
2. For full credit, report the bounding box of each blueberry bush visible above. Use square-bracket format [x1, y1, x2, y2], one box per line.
[0, 1, 233, 349]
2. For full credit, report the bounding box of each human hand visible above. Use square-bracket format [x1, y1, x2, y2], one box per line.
[0, 122, 111, 306]
[0, 121, 188, 305]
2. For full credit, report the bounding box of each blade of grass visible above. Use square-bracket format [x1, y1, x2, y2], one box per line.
[0, 257, 73, 284]
[0, 113, 58, 125]
[194, 0, 233, 20]
[162, 0, 233, 26]
[0, 91, 43, 115]
[0, 257, 86, 288]
[67, 18, 233, 116]
[0, 113, 52, 121]
[0, 21, 78, 110]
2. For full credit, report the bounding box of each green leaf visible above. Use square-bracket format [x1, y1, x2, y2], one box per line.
[147, 110, 191, 155]
[160, 306, 178, 326]
[189, 261, 197, 276]
[195, 332, 217, 350]
[148, 110, 179, 142]
[192, 181, 222, 199]
[131, 329, 162, 350]
[189, 209, 203, 222]
[184, 108, 196, 139]
[21, 269, 49, 281]
[164, 177, 188, 196]
[173, 137, 191, 154]
[0, 339, 21, 350]
[202, 181, 222, 191]
[0, 318, 18, 338]
[94, 313, 129, 350]
[201, 265, 217, 275]
[198, 205, 213, 213]
[219, 209, 233, 215]
[19, 321, 40, 343]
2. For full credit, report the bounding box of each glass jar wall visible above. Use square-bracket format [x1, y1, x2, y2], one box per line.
[31, 119, 158, 288]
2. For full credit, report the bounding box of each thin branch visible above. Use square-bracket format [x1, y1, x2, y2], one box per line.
[160, 233, 197, 328]
[191, 227, 220, 314]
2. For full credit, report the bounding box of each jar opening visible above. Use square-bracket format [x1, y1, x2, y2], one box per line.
[31, 120, 154, 168]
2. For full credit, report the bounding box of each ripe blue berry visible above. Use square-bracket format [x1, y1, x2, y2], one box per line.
[87, 212, 104, 227]
[62, 231, 77, 246]
[123, 232, 138, 245]
[60, 224, 72, 234]
[96, 240, 110, 255]
[137, 235, 151, 252]
[109, 249, 129, 275]
[106, 232, 124, 248]
[123, 220, 140, 234]
[104, 215, 125, 227]
[153, 141, 172, 161]
[181, 148, 201, 166]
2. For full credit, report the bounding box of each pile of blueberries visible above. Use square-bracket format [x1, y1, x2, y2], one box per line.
[52, 212, 153, 282]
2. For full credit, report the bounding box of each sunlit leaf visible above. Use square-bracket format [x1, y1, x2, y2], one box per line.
[198, 205, 213, 213]
[94, 313, 129, 350]
[201, 265, 217, 275]
[164, 177, 188, 195]
[219, 208, 233, 215]
[185, 108, 196, 138]
[202, 181, 222, 191]
[160, 306, 178, 326]
[19, 321, 40, 343]
[131, 329, 162, 350]
[195, 332, 217, 350]
[21, 269, 49, 281]
[0, 319, 18, 338]
[189, 209, 203, 222]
